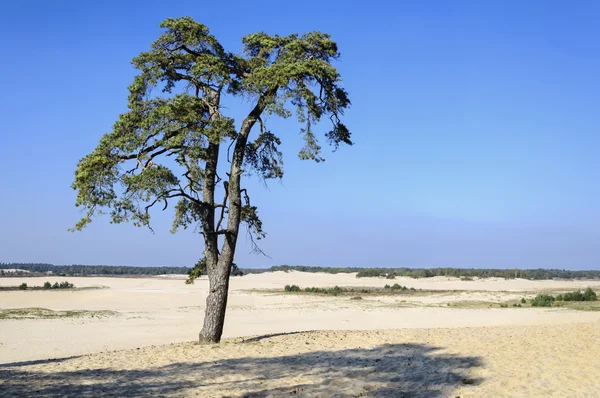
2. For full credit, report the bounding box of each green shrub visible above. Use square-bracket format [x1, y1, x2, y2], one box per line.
[460, 276, 473, 281]
[386, 274, 396, 279]
[384, 284, 390, 289]
[52, 282, 60, 289]
[43, 282, 52, 289]
[304, 286, 344, 295]
[531, 294, 555, 307]
[520, 297, 526, 304]
[583, 287, 597, 301]
[18, 283, 27, 290]
[557, 288, 597, 302]
[356, 269, 386, 278]
[284, 285, 301, 292]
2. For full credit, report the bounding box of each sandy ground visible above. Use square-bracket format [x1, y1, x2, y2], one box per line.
[1, 272, 600, 396]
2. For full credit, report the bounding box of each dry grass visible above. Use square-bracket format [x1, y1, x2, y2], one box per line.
[0, 308, 118, 320]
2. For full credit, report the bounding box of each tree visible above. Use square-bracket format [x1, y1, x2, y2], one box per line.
[71, 17, 352, 343]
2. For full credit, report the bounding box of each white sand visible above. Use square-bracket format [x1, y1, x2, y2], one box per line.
[1, 272, 599, 396]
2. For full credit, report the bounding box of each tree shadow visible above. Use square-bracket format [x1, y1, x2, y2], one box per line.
[0, 342, 483, 397]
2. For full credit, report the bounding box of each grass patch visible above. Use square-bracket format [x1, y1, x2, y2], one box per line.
[0, 308, 118, 320]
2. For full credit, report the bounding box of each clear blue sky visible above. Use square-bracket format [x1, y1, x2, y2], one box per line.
[1, 0, 599, 269]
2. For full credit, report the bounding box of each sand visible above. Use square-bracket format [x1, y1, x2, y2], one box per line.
[1, 272, 600, 397]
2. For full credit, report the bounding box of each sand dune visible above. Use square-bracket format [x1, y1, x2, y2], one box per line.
[1, 272, 599, 396]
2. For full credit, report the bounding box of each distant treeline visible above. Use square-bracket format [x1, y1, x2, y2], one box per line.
[242, 265, 600, 280]
[2, 263, 599, 280]
[0, 263, 190, 276]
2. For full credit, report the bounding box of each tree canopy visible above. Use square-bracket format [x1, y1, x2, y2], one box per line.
[71, 16, 352, 240]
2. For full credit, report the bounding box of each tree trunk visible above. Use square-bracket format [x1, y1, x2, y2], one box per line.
[198, 88, 275, 344]
[199, 255, 231, 343]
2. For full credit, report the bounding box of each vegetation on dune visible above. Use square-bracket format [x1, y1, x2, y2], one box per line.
[284, 285, 418, 296]
[0, 308, 118, 320]
[1, 281, 77, 291]
[531, 294, 556, 307]
[555, 288, 597, 302]
[530, 289, 597, 308]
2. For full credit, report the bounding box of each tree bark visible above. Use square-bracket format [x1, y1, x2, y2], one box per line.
[199, 88, 276, 343]
[199, 254, 231, 343]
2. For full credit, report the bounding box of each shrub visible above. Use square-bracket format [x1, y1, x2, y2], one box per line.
[520, 297, 526, 304]
[557, 288, 597, 302]
[284, 285, 301, 292]
[531, 294, 555, 307]
[583, 287, 597, 301]
[304, 286, 343, 296]
[386, 274, 396, 279]
[59, 281, 74, 289]
[43, 282, 52, 289]
[356, 269, 386, 278]
[460, 276, 473, 281]
[390, 283, 409, 291]
[384, 284, 390, 289]
[19, 283, 27, 290]
[52, 282, 60, 289]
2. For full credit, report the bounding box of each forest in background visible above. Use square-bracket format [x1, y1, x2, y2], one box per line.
[1, 263, 600, 280]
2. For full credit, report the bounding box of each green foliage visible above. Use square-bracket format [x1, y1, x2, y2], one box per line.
[70, 16, 352, 251]
[18, 283, 27, 290]
[284, 285, 301, 292]
[556, 288, 596, 302]
[186, 258, 243, 284]
[531, 294, 555, 307]
[52, 282, 60, 289]
[385, 274, 396, 279]
[390, 283, 408, 291]
[460, 276, 473, 281]
[43, 282, 52, 289]
[0, 263, 190, 276]
[304, 286, 344, 296]
[356, 269, 386, 278]
[521, 297, 526, 304]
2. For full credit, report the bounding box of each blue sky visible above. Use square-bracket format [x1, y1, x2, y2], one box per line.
[1, 0, 599, 269]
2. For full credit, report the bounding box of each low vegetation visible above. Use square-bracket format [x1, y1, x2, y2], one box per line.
[1, 281, 76, 291]
[530, 288, 597, 308]
[284, 285, 418, 296]
[0, 308, 118, 320]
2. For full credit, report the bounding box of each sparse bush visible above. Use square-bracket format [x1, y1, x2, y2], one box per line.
[304, 286, 344, 296]
[583, 287, 597, 301]
[531, 294, 555, 307]
[384, 284, 390, 289]
[460, 276, 473, 281]
[557, 288, 597, 302]
[284, 285, 301, 292]
[43, 282, 52, 289]
[52, 282, 59, 289]
[18, 283, 27, 290]
[350, 296, 363, 300]
[520, 297, 526, 304]
[356, 269, 386, 278]
[500, 303, 508, 308]
[386, 274, 396, 279]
